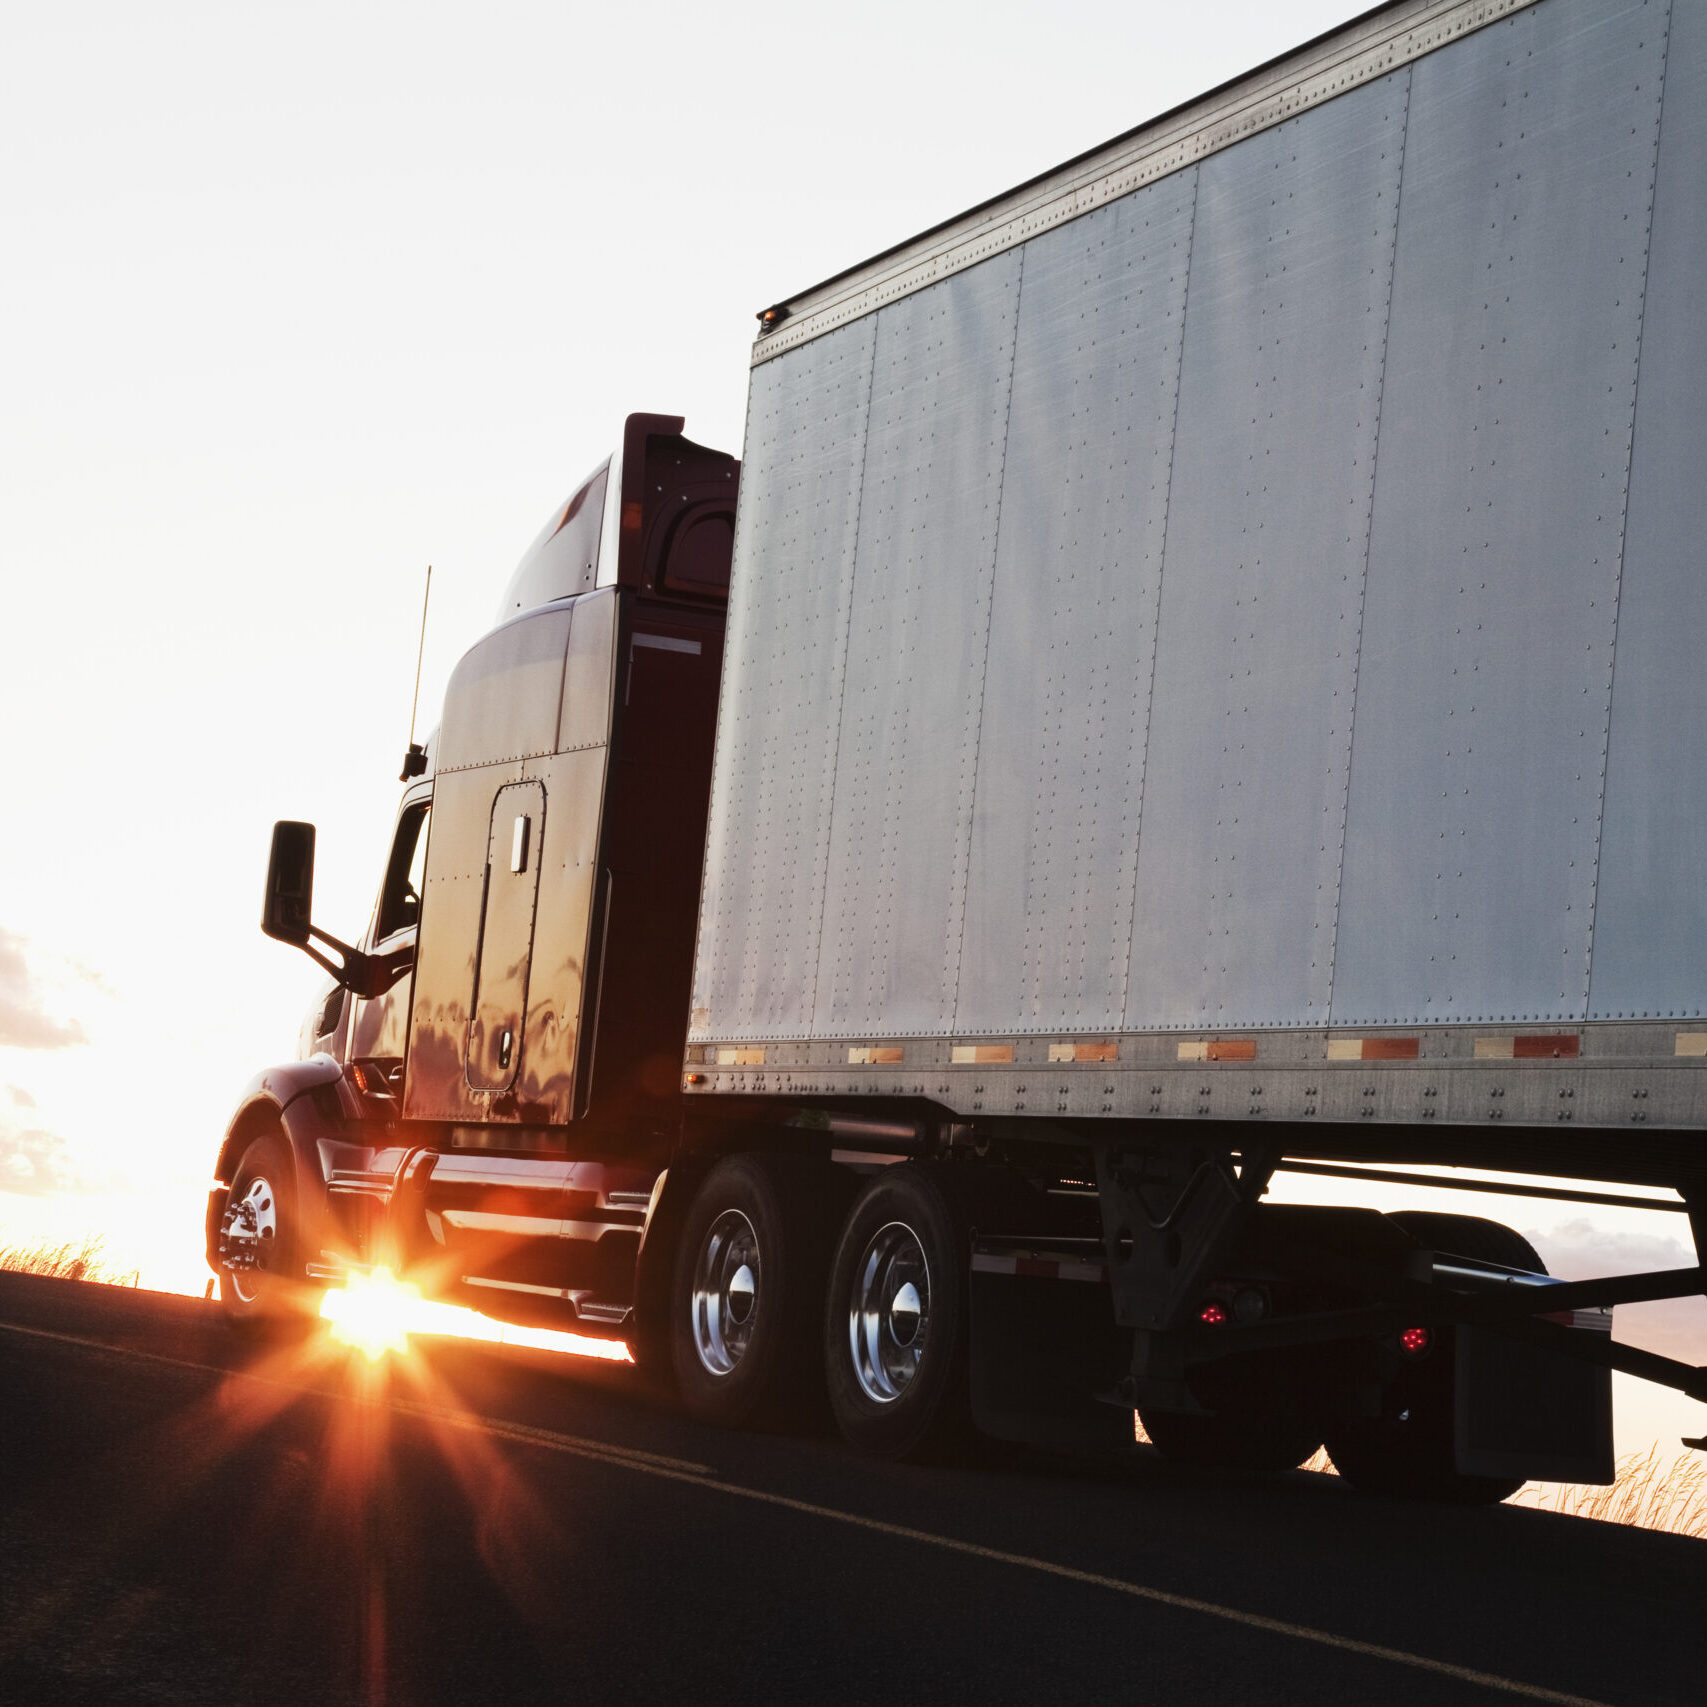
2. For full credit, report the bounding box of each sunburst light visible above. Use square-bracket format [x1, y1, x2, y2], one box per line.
[320, 1269, 633, 1364]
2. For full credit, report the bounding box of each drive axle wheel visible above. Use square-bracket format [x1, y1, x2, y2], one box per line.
[218, 1133, 312, 1335]
[825, 1166, 973, 1461]
[1141, 1404, 1322, 1475]
[1325, 1212, 1544, 1505]
[670, 1154, 833, 1429]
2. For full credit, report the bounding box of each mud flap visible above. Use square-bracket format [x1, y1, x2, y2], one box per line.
[968, 1241, 1134, 1451]
[1455, 1313, 1615, 1485]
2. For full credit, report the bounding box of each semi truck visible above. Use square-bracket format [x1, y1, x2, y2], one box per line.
[211, 0, 1707, 1502]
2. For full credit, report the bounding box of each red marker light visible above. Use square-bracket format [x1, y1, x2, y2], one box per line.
[1199, 1300, 1229, 1326]
[1400, 1326, 1431, 1355]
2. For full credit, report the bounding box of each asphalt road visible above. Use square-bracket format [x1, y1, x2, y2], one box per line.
[1, 1272, 1701, 1707]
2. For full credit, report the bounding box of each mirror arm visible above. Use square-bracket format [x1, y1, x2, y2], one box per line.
[304, 926, 413, 1001]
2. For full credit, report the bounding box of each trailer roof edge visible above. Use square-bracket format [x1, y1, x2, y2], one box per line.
[750, 0, 1539, 366]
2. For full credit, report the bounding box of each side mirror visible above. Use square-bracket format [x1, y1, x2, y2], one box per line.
[263, 821, 316, 945]
[259, 819, 406, 998]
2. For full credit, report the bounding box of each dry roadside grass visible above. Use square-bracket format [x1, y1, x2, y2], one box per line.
[1505, 1445, 1707, 1539]
[0, 1233, 139, 1288]
[1296, 1442, 1707, 1540]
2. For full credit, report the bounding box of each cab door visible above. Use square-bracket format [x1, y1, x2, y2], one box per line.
[466, 781, 546, 1091]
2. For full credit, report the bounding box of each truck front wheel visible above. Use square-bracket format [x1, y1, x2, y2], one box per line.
[670, 1154, 833, 1429]
[218, 1132, 313, 1335]
[824, 1165, 973, 1461]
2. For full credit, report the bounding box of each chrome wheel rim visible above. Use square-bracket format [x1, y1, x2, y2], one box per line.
[847, 1221, 931, 1404]
[690, 1208, 761, 1377]
[220, 1175, 279, 1304]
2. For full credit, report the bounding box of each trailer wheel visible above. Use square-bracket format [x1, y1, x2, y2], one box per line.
[1325, 1212, 1544, 1504]
[1140, 1404, 1322, 1475]
[670, 1154, 833, 1429]
[824, 1165, 975, 1461]
[218, 1132, 313, 1335]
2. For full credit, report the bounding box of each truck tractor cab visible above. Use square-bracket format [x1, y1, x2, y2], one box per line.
[213, 413, 737, 1329]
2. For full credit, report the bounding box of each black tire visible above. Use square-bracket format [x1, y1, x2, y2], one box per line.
[824, 1165, 976, 1462]
[1141, 1403, 1322, 1475]
[1325, 1211, 1544, 1504]
[669, 1154, 836, 1430]
[218, 1133, 315, 1336]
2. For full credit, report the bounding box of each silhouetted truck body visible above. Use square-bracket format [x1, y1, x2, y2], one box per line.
[215, 0, 1705, 1497]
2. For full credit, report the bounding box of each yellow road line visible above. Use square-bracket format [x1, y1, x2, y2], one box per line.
[1, 1317, 1618, 1706]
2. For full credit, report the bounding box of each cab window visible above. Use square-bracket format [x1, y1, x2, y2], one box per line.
[375, 802, 430, 941]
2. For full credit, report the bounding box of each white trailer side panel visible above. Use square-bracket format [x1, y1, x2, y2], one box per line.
[690, 0, 1705, 1101]
[1589, 0, 1707, 1023]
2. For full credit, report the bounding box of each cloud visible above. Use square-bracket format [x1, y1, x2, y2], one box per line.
[1525, 1217, 1698, 1279]
[1526, 1217, 1706, 1367]
[0, 927, 90, 1050]
[0, 1122, 85, 1197]
[8, 1085, 36, 1108]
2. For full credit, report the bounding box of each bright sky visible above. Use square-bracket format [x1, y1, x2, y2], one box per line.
[1, 1, 1700, 1457]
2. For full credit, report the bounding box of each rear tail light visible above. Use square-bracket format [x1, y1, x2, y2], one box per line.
[1399, 1325, 1432, 1356]
[1198, 1300, 1229, 1326]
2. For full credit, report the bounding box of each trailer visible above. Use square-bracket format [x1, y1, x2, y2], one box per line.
[215, 0, 1706, 1501]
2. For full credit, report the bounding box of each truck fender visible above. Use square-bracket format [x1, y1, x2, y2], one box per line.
[206, 1056, 352, 1276]
[629, 1158, 716, 1367]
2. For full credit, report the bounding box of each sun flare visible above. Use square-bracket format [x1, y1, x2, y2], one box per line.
[321, 1267, 422, 1360]
[319, 1269, 634, 1364]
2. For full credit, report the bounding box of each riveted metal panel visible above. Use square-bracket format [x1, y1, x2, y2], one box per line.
[689, 319, 877, 1039]
[436, 607, 572, 774]
[1126, 76, 1409, 1030]
[814, 255, 1024, 1036]
[1590, 0, 1707, 1022]
[691, 0, 1707, 1147]
[952, 172, 1196, 1034]
[1333, 0, 1668, 1026]
[557, 589, 616, 753]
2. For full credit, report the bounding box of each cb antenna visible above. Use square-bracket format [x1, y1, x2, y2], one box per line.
[399, 564, 432, 781]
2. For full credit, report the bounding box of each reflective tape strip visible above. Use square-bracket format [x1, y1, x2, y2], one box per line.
[1177, 1039, 1257, 1062]
[952, 1044, 1015, 1064]
[1048, 1041, 1119, 1063]
[1539, 1308, 1614, 1333]
[971, 1253, 1108, 1284]
[848, 1047, 905, 1064]
[1474, 1036, 1579, 1060]
[715, 1047, 766, 1067]
[1677, 1034, 1707, 1058]
[632, 632, 701, 655]
[1328, 1037, 1420, 1061]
